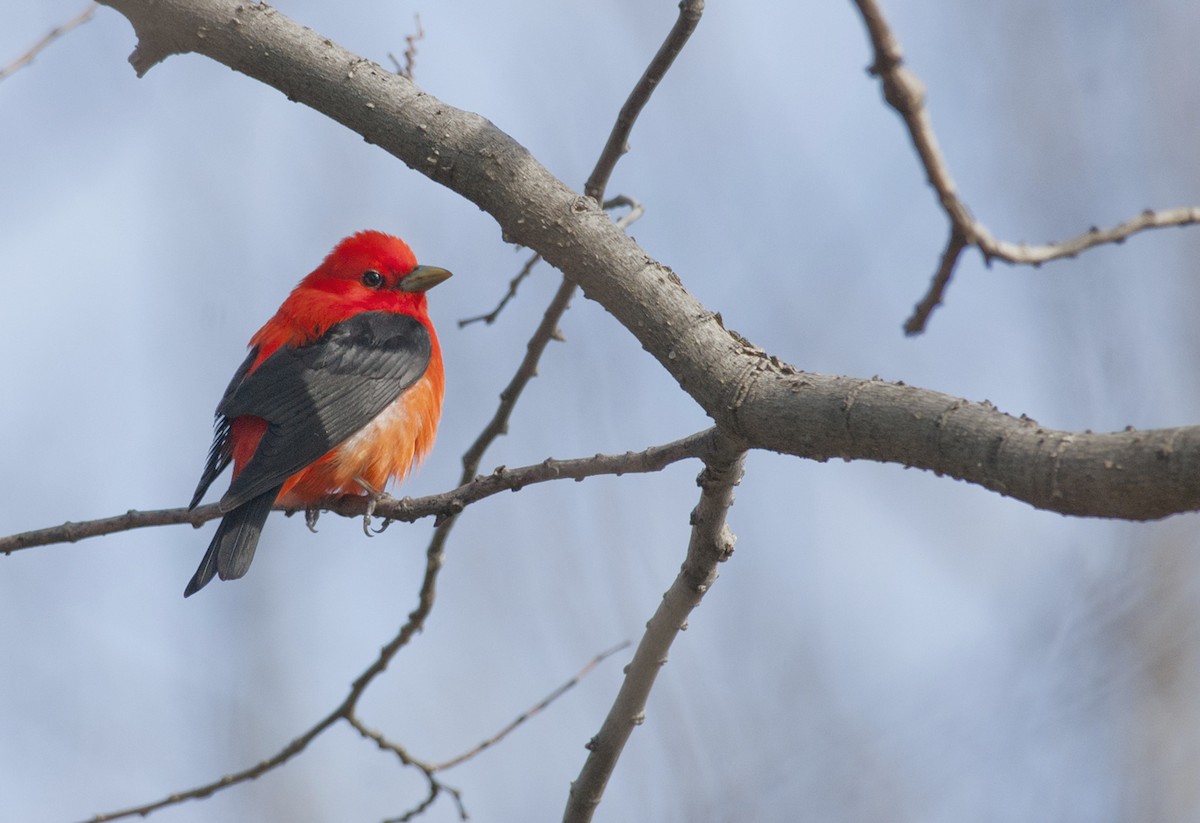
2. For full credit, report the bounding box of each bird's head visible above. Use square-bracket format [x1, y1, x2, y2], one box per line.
[253, 230, 452, 354]
[304, 230, 452, 308]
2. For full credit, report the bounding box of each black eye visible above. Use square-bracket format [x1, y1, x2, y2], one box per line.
[361, 270, 384, 288]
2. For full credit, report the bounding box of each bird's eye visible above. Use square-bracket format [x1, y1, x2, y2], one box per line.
[361, 270, 385, 288]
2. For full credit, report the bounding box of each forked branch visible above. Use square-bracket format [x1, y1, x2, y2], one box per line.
[851, 0, 1200, 333]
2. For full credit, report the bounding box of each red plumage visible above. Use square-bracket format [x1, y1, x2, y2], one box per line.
[185, 231, 450, 596]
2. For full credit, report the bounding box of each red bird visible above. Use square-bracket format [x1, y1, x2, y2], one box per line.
[185, 231, 450, 597]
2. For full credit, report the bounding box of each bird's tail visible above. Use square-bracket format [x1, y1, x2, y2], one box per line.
[184, 488, 279, 597]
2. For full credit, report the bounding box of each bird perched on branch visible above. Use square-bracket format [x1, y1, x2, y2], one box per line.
[185, 230, 451, 597]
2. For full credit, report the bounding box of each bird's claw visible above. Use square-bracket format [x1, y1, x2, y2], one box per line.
[362, 495, 376, 537]
[305, 506, 321, 533]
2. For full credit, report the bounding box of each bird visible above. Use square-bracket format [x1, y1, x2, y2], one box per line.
[184, 230, 451, 597]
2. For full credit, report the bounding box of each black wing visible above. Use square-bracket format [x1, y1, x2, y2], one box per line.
[190, 311, 432, 512]
[189, 349, 256, 509]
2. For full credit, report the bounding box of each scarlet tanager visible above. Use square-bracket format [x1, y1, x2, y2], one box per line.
[184, 231, 450, 597]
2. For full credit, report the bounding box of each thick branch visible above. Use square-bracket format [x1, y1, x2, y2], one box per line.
[93, 0, 1200, 521]
[564, 437, 745, 822]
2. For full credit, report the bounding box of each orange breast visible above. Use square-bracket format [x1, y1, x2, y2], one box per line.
[274, 364, 444, 507]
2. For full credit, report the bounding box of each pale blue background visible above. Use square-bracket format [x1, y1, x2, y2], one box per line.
[4, 2, 1200, 821]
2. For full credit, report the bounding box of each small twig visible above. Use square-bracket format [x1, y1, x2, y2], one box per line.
[386, 14, 424, 80]
[850, 0, 1200, 333]
[346, 714, 467, 823]
[459, 197, 644, 328]
[604, 194, 646, 228]
[979, 206, 1200, 265]
[346, 713, 427, 768]
[433, 640, 631, 772]
[584, 0, 705, 202]
[0, 3, 97, 82]
[904, 226, 967, 335]
[458, 250, 544, 327]
[563, 437, 746, 822]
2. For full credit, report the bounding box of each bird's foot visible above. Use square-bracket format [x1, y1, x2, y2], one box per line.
[353, 476, 387, 537]
[305, 506, 321, 533]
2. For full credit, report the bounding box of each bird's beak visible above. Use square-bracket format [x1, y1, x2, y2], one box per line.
[399, 265, 452, 293]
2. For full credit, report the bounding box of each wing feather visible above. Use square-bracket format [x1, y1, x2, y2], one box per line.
[193, 311, 432, 511]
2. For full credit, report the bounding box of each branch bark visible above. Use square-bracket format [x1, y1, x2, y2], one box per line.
[564, 436, 745, 822]
[1, 429, 723, 554]
[94, 0, 1200, 521]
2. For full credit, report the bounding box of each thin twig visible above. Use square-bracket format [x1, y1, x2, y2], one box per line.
[904, 226, 967, 335]
[0, 428, 720, 555]
[386, 14, 423, 80]
[980, 206, 1200, 265]
[0, 3, 97, 82]
[433, 641, 631, 772]
[563, 437, 746, 822]
[82, 709, 342, 821]
[584, 0, 705, 202]
[850, 0, 1200, 333]
[346, 714, 467, 823]
[458, 250, 544, 327]
[459, 196, 644, 328]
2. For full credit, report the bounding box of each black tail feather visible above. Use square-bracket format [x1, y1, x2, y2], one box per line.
[184, 487, 279, 597]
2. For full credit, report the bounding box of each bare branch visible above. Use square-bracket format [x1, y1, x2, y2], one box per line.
[851, 0, 1200, 332]
[982, 206, 1200, 265]
[0, 3, 97, 82]
[1, 429, 721, 555]
[1, 504, 217, 554]
[433, 641, 631, 772]
[564, 437, 746, 822]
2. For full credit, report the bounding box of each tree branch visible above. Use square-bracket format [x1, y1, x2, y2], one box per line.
[2, 429, 722, 554]
[563, 436, 745, 822]
[850, 0, 1200, 332]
